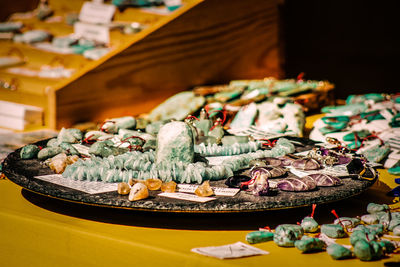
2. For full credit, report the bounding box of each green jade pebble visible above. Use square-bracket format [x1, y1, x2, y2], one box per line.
[321, 103, 367, 116]
[246, 231, 274, 244]
[145, 120, 170, 135]
[360, 110, 385, 122]
[361, 213, 382, 224]
[350, 229, 378, 246]
[47, 138, 59, 147]
[321, 115, 350, 125]
[229, 103, 257, 129]
[89, 141, 127, 158]
[294, 237, 326, 253]
[327, 243, 353, 260]
[354, 224, 384, 236]
[193, 109, 212, 136]
[353, 239, 383, 261]
[37, 147, 63, 160]
[156, 121, 194, 164]
[102, 116, 136, 133]
[388, 165, 400, 175]
[146, 91, 205, 122]
[319, 124, 346, 135]
[59, 142, 80, 156]
[213, 89, 242, 102]
[208, 123, 224, 144]
[348, 140, 362, 150]
[320, 224, 347, 238]
[57, 128, 82, 143]
[20, 145, 40, 159]
[363, 144, 390, 163]
[343, 130, 371, 141]
[388, 218, 400, 231]
[334, 217, 361, 228]
[301, 217, 319, 233]
[273, 224, 304, 247]
[367, 203, 389, 214]
[346, 93, 385, 104]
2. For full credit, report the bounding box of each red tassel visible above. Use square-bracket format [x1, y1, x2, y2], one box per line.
[310, 204, 317, 218]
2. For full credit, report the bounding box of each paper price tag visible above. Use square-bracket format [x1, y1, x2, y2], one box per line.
[79, 2, 116, 24]
[177, 184, 240, 196]
[74, 22, 110, 44]
[191, 242, 269, 259]
[35, 174, 118, 194]
[158, 192, 216, 203]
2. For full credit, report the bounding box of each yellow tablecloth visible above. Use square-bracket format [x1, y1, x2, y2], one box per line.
[1, 116, 400, 267]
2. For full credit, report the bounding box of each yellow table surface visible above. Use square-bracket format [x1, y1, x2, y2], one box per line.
[1, 116, 400, 267]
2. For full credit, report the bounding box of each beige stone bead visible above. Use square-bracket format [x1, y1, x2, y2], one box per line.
[194, 180, 214, 197]
[128, 183, 149, 201]
[145, 178, 162, 190]
[117, 182, 131, 195]
[161, 181, 177, 193]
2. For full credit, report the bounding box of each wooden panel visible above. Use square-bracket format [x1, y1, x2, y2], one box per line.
[56, 0, 282, 128]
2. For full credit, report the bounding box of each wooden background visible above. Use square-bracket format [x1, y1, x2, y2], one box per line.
[56, 0, 282, 128]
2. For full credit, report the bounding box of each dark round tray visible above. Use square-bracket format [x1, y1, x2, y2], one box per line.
[2, 139, 377, 213]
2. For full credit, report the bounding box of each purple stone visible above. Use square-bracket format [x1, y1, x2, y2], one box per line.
[277, 176, 317, 192]
[291, 158, 320, 170]
[307, 173, 342, 187]
[278, 156, 295, 167]
[249, 166, 286, 179]
[338, 156, 352, 165]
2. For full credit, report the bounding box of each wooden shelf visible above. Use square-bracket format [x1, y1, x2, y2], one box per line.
[0, 0, 282, 129]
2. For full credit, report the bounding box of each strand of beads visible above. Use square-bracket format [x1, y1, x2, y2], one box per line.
[63, 138, 294, 184]
[194, 141, 262, 156]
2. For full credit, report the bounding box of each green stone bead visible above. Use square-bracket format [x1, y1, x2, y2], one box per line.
[57, 128, 82, 143]
[59, 142, 80, 156]
[20, 145, 40, 159]
[294, 237, 326, 253]
[273, 224, 304, 247]
[326, 243, 353, 260]
[348, 140, 362, 150]
[301, 217, 319, 233]
[353, 240, 383, 261]
[350, 229, 378, 246]
[343, 130, 371, 141]
[360, 110, 385, 122]
[388, 165, 400, 175]
[246, 231, 274, 244]
[367, 203, 389, 213]
[363, 145, 390, 163]
[46, 138, 59, 147]
[320, 224, 347, 238]
[156, 121, 194, 164]
[321, 115, 350, 124]
[37, 147, 63, 160]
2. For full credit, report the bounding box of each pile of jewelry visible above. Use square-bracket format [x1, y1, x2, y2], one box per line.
[144, 76, 334, 139]
[246, 203, 400, 262]
[310, 93, 400, 175]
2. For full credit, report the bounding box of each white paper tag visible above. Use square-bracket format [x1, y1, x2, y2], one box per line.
[158, 192, 216, 203]
[71, 144, 90, 156]
[74, 22, 110, 44]
[177, 184, 240, 196]
[79, 2, 116, 24]
[191, 242, 269, 259]
[34, 174, 118, 194]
